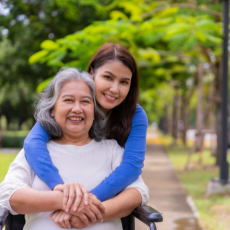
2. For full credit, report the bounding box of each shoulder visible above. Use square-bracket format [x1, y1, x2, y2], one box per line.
[132, 104, 148, 127]
[99, 139, 124, 151]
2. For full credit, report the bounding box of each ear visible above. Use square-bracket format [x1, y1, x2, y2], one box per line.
[50, 109, 55, 118]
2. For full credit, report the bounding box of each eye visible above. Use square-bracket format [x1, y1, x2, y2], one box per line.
[82, 100, 90, 103]
[121, 81, 129, 85]
[104, 75, 112, 80]
[64, 99, 73, 102]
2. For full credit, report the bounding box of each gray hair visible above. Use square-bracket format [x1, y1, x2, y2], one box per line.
[34, 67, 105, 141]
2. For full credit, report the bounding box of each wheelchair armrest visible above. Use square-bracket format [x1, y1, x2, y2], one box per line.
[0, 207, 10, 229]
[133, 205, 163, 225]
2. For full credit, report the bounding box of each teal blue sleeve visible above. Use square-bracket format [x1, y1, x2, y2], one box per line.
[90, 104, 148, 201]
[24, 122, 64, 190]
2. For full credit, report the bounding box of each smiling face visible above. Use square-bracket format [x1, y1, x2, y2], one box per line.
[51, 80, 94, 144]
[93, 60, 132, 114]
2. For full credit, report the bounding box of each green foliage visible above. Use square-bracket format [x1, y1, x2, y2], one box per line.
[36, 76, 54, 92]
[1, 0, 224, 124]
[0, 0, 112, 129]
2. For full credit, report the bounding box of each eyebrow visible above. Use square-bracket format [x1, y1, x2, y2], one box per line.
[104, 71, 131, 81]
[62, 94, 93, 100]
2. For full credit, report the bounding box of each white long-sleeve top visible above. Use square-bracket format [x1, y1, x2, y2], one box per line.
[0, 139, 149, 230]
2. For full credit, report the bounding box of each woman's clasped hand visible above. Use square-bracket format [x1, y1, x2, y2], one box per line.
[50, 188, 105, 228]
[50, 182, 105, 228]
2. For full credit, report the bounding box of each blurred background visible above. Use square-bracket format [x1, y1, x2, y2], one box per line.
[0, 0, 229, 229]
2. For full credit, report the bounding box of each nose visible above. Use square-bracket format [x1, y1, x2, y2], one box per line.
[71, 101, 83, 113]
[109, 82, 119, 95]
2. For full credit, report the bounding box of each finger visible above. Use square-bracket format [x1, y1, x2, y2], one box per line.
[73, 184, 83, 211]
[59, 212, 67, 229]
[84, 210, 97, 224]
[64, 214, 72, 229]
[79, 214, 90, 226]
[60, 212, 70, 229]
[66, 184, 75, 212]
[91, 205, 103, 223]
[54, 212, 63, 228]
[51, 211, 59, 220]
[63, 185, 69, 211]
[92, 198, 106, 213]
[81, 185, 89, 205]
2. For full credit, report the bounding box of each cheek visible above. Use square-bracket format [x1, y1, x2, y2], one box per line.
[121, 86, 130, 99]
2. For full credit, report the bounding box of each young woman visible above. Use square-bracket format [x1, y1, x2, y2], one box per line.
[24, 43, 148, 212]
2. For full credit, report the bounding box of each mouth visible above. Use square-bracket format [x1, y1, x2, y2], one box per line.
[68, 116, 84, 122]
[103, 93, 117, 102]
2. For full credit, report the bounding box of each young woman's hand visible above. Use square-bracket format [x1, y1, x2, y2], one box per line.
[68, 194, 106, 226]
[50, 210, 72, 229]
[53, 183, 89, 212]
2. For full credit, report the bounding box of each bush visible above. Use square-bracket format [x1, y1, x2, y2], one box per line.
[1, 131, 29, 148]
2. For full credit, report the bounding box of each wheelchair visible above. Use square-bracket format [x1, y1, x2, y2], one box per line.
[0, 205, 162, 230]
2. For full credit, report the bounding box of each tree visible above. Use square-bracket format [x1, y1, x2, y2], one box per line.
[0, 0, 112, 128]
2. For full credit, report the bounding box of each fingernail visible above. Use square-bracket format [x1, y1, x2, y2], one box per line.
[85, 201, 88, 205]
[66, 208, 69, 212]
[73, 207, 77, 211]
[64, 205, 66, 209]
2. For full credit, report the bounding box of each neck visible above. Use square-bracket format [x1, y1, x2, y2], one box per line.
[54, 132, 92, 146]
[98, 104, 111, 116]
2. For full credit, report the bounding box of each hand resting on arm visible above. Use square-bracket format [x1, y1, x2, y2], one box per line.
[52, 187, 142, 229]
[10, 187, 105, 224]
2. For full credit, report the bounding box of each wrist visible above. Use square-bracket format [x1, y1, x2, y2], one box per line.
[53, 183, 64, 191]
[52, 190, 64, 210]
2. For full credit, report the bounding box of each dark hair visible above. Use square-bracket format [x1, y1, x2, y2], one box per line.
[87, 43, 139, 146]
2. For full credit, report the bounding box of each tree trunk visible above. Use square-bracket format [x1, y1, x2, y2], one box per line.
[185, 64, 204, 169]
[194, 63, 204, 152]
[181, 93, 188, 145]
[172, 90, 179, 145]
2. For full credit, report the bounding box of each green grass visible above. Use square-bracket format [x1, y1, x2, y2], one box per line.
[164, 143, 230, 230]
[0, 153, 17, 182]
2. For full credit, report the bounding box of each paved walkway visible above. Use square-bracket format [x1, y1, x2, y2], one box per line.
[135, 144, 203, 230]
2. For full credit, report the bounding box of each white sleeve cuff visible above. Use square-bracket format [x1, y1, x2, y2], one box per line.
[0, 183, 30, 215]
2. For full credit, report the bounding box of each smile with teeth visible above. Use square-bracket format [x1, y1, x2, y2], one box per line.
[68, 117, 83, 121]
[104, 94, 117, 100]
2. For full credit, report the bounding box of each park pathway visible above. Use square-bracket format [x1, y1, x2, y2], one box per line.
[135, 131, 203, 230]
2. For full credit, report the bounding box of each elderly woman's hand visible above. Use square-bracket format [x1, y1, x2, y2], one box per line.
[53, 183, 89, 213]
[50, 210, 72, 229]
[70, 215, 89, 229]
[68, 193, 106, 226]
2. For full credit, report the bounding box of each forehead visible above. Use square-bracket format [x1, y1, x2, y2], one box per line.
[97, 60, 132, 78]
[59, 80, 92, 96]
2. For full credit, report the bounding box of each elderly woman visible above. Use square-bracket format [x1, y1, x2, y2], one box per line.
[0, 68, 149, 230]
